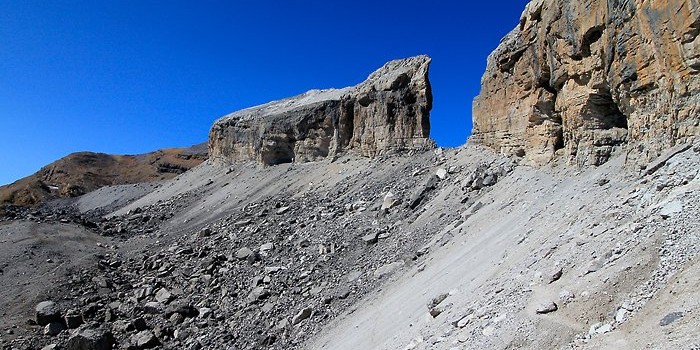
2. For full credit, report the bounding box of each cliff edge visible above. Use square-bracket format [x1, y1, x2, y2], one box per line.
[472, 0, 699, 166]
[209, 55, 434, 165]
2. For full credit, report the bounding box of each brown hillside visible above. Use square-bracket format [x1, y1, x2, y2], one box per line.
[0, 144, 207, 207]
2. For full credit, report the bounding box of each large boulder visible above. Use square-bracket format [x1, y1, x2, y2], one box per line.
[209, 55, 434, 165]
[472, 0, 700, 166]
[65, 329, 113, 350]
[35, 301, 62, 326]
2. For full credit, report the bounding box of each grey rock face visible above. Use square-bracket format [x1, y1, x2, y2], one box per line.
[209, 56, 434, 165]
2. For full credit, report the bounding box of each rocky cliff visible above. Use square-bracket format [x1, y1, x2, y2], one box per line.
[209, 56, 433, 165]
[472, 0, 700, 166]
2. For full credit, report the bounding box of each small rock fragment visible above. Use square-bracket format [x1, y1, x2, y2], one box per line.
[155, 288, 173, 304]
[143, 302, 165, 314]
[361, 232, 379, 245]
[236, 247, 254, 260]
[381, 192, 400, 211]
[535, 302, 558, 314]
[134, 330, 159, 349]
[659, 312, 684, 326]
[292, 307, 313, 325]
[547, 267, 563, 284]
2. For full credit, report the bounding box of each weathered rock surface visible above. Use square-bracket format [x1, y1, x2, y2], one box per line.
[209, 55, 434, 165]
[472, 0, 700, 166]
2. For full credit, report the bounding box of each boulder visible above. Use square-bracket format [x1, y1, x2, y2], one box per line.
[44, 322, 65, 336]
[35, 301, 62, 326]
[291, 307, 313, 325]
[65, 329, 113, 350]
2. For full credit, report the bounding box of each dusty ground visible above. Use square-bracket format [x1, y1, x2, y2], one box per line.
[0, 142, 698, 349]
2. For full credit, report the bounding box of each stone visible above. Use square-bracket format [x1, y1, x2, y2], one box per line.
[547, 267, 563, 284]
[373, 261, 404, 278]
[480, 175, 495, 187]
[260, 242, 274, 252]
[361, 232, 379, 245]
[660, 200, 683, 219]
[198, 227, 212, 237]
[535, 302, 558, 314]
[134, 330, 159, 349]
[427, 293, 450, 318]
[208, 56, 434, 166]
[247, 287, 271, 304]
[65, 311, 84, 329]
[615, 308, 629, 323]
[143, 302, 165, 314]
[35, 301, 62, 326]
[198, 307, 212, 319]
[381, 192, 400, 211]
[436, 168, 448, 180]
[155, 288, 173, 304]
[44, 322, 65, 336]
[41, 345, 58, 350]
[292, 307, 313, 325]
[276, 206, 290, 215]
[336, 286, 351, 299]
[65, 329, 113, 350]
[660, 312, 684, 326]
[558, 290, 575, 304]
[165, 303, 199, 318]
[236, 247, 254, 260]
[457, 314, 475, 328]
[593, 323, 612, 334]
[472, 0, 700, 167]
[275, 318, 289, 330]
[169, 312, 184, 325]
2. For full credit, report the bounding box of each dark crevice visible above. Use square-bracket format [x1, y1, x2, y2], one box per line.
[587, 92, 628, 130]
[581, 26, 604, 58]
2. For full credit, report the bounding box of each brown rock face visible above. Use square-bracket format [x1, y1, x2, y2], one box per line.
[209, 56, 433, 165]
[0, 144, 207, 208]
[472, 0, 700, 166]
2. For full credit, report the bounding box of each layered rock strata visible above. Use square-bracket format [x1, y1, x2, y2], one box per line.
[472, 0, 700, 166]
[209, 56, 433, 165]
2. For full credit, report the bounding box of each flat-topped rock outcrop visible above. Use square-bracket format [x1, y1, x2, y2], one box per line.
[472, 0, 700, 166]
[209, 55, 433, 165]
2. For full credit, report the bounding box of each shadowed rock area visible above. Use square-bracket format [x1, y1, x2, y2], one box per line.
[472, 0, 700, 167]
[209, 55, 434, 165]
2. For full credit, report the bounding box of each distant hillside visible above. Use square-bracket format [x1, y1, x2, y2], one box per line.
[0, 143, 207, 207]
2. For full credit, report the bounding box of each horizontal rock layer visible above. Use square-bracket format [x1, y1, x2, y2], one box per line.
[209, 56, 433, 165]
[472, 0, 700, 166]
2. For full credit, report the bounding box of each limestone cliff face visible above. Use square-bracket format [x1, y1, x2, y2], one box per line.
[209, 56, 433, 165]
[472, 0, 700, 166]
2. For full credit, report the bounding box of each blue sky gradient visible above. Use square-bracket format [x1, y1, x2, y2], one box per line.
[0, 0, 529, 185]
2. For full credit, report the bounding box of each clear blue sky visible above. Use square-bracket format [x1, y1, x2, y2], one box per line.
[0, 0, 528, 186]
